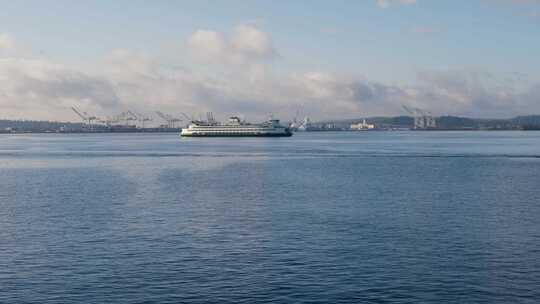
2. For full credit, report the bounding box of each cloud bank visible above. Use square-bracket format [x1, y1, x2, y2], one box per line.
[0, 25, 538, 122]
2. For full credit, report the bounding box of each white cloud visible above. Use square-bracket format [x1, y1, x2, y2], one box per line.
[187, 24, 276, 65]
[230, 25, 275, 58]
[0, 33, 16, 51]
[0, 27, 539, 122]
[187, 30, 227, 63]
[0, 58, 120, 119]
[377, 0, 390, 8]
[413, 69, 540, 117]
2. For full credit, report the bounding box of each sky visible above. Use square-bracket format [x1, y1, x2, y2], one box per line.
[1, 0, 539, 122]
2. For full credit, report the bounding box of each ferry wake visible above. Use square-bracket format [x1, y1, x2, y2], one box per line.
[180, 116, 293, 137]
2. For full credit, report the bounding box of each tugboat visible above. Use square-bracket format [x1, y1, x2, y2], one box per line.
[180, 115, 292, 137]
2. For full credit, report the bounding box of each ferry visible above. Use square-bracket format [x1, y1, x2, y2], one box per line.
[181, 116, 292, 137]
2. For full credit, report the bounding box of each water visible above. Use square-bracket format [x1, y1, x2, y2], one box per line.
[1, 131, 540, 303]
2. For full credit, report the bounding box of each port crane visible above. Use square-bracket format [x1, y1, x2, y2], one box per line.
[71, 107, 99, 129]
[289, 106, 312, 131]
[112, 111, 138, 127]
[98, 116, 118, 127]
[128, 110, 152, 128]
[155, 111, 183, 128]
[402, 105, 436, 129]
[181, 112, 196, 122]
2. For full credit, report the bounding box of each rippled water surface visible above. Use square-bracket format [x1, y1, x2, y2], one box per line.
[1, 131, 540, 303]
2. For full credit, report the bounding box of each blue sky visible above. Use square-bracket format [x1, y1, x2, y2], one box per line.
[1, 0, 539, 120]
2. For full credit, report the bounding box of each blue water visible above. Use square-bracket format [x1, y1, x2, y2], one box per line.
[1, 131, 540, 303]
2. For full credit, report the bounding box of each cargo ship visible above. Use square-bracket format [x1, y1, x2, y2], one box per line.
[180, 116, 292, 137]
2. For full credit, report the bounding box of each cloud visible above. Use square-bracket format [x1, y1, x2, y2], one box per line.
[0, 27, 539, 122]
[377, 0, 390, 8]
[0, 58, 120, 119]
[0, 33, 25, 58]
[377, 0, 417, 8]
[187, 24, 276, 65]
[187, 30, 227, 63]
[230, 25, 276, 59]
[285, 69, 540, 118]
[0, 32, 35, 59]
[414, 69, 540, 117]
[0, 33, 16, 51]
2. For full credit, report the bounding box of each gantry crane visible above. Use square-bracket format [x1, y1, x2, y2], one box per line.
[128, 110, 152, 128]
[71, 107, 99, 129]
[112, 111, 137, 126]
[402, 105, 436, 129]
[155, 111, 183, 128]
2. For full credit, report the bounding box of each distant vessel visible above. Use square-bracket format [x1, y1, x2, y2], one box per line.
[350, 119, 375, 131]
[181, 116, 293, 137]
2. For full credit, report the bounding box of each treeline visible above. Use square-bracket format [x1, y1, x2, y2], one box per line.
[320, 115, 540, 130]
[435, 115, 540, 130]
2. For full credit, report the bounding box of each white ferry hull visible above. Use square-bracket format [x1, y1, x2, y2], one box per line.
[180, 117, 293, 137]
[181, 132, 292, 137]
[181, 129, 292, 137]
